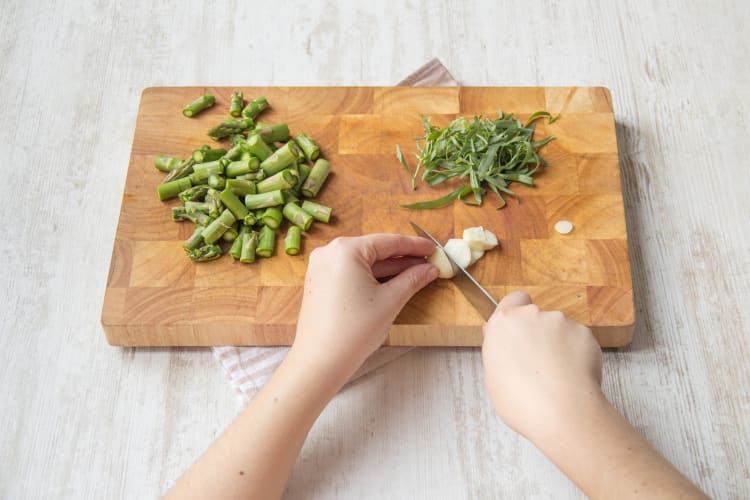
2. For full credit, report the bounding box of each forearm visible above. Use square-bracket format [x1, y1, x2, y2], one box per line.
[164, 347, 346, 500]
[532, 390, 707, 500]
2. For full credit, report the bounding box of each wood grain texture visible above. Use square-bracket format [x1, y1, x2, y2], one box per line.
[1, 1, 749, 499]
[102, 86, 634, 347]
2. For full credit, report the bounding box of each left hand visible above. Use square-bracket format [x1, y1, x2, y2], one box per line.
[291, 234, 438, 382]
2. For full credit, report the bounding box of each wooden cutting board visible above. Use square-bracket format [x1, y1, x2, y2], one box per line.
[101, 86, 634, 347]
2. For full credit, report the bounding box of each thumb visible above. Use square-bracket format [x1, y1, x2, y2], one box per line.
[383, 263, 439, 306]
[497, 290, 532, 309]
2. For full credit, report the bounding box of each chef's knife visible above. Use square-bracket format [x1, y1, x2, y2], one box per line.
[410, 222, 498, 321]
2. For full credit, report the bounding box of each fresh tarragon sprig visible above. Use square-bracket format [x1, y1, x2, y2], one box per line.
[397, 109, 559, 209]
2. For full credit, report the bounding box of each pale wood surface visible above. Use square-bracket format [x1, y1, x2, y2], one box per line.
[104, 85, 633, 347]
[1, 0, 749, 498]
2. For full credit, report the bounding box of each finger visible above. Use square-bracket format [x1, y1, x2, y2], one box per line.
[372, 256, 427, 279]
[497, 290, 532, 309]
[355, 234, 435, 265]
[382, 263, 439, 305]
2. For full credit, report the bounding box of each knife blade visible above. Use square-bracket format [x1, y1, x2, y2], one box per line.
[410, 222, 498, 321]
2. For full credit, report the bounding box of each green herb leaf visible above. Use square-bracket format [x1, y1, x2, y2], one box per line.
[400, 185, 472, 210]
[395, 144, 417, 190]
[395, 109, 557, 209]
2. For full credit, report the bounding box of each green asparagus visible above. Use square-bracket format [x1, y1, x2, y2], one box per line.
[185, 201, 210, 214]
[158, 177, 192, 201]
[225, 179, 256, 196]
[219, 189, 249, 220]
[229, 91, 244, 117]
[244, 133, 274, 161]
[300, 200, 332, 223]
[301, 158, 331, 197]
[241, 96, 269, 120]
[282, 202, 313, 231]
[260, 206, 283, 229]
[192, 145, 227, 163]
[256, 169, 298, 193]
[260, 141, 301, 176]
[240, 231, 259, 263]
[293, 134, 320, 161]
[205, 188, 223, 218]
[207, 174, 226, 190]
[183, 227, 205, 251]
[244, 190, 284, 210]
[201, 209, 236, 244]
[256, 225, 276, 257]
[285, 226, 302, 255]
[226, 157, 260, 177]
[178, 185, 209, 202]
[230, 225, 251, 259]
[155, 93, 336, 264]
[188, 244, 222, 261]
[154, 155, 181, 172]
[255, 122, 290, 143]
[162, 158, 195, 183]
[208, 117, 253, 141]
[182, 94, 215, 117]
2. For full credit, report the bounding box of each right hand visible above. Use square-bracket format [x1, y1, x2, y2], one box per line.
[481, 291, 603, 442]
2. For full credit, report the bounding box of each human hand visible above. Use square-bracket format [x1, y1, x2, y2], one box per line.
[291, 234, 438, 384]
[482, 291, 603, 443]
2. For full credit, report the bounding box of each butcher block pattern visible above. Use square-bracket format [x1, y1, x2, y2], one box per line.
[102, 86, 634, 347]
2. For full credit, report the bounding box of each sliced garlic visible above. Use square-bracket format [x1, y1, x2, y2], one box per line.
[554, 220, 574, 235]
[469, 249, 485, 266]
[443, 238, 472, 269]
[427, 247, 456, 279]
[462, 226, 498, 251]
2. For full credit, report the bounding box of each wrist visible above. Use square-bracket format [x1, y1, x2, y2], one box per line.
[524, 384, 610, 450]
[284, 343, 353, 396]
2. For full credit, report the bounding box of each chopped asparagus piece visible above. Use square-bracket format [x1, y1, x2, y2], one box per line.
[282, 202, 313, 231]
[244, 133, 274, 161]
[188, 244, 222, 261]
[225, 179, 257, 196]
[178, 185, 209, 202]
[293, 134, 320, 161]
[201, 209, 237, 244]
[208, 117, 253, 141]
[230, 225, 251, 259]
[162, 158, 195, 183]
[205, 188, 223, 218]
[226, 157, 260, 177]
[300, 200, 332, 223]
[229, 91, 244, 117]
[154, 155, 181, 172]
[256, 225, 276, 257]
[207, 174, 226, 190]
[192, 145, 227, 163]
[255, 122, 290, 143]
[244, 190, 284, 210]
[240, 231, 259, 263]
[219, 189, 249, 220]
[185, 201, 210, 214]
[222, 226, 239, 242]
[256, 169, 298, 193]
[260, 141, 301, 176]
[301, 159, 331, 198]
[157, 177, 192, 201]
[260, 206, 283, 229]
[183, 227, 205, 251]
[285, 226, 302, 255]
[182, 94, 215, 117]
[241, 96, 269, 120]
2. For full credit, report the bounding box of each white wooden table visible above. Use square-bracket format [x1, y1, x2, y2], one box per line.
[2, 1, 748, 498]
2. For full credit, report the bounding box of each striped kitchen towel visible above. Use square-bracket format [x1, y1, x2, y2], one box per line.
[213, 59, 458, 404]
